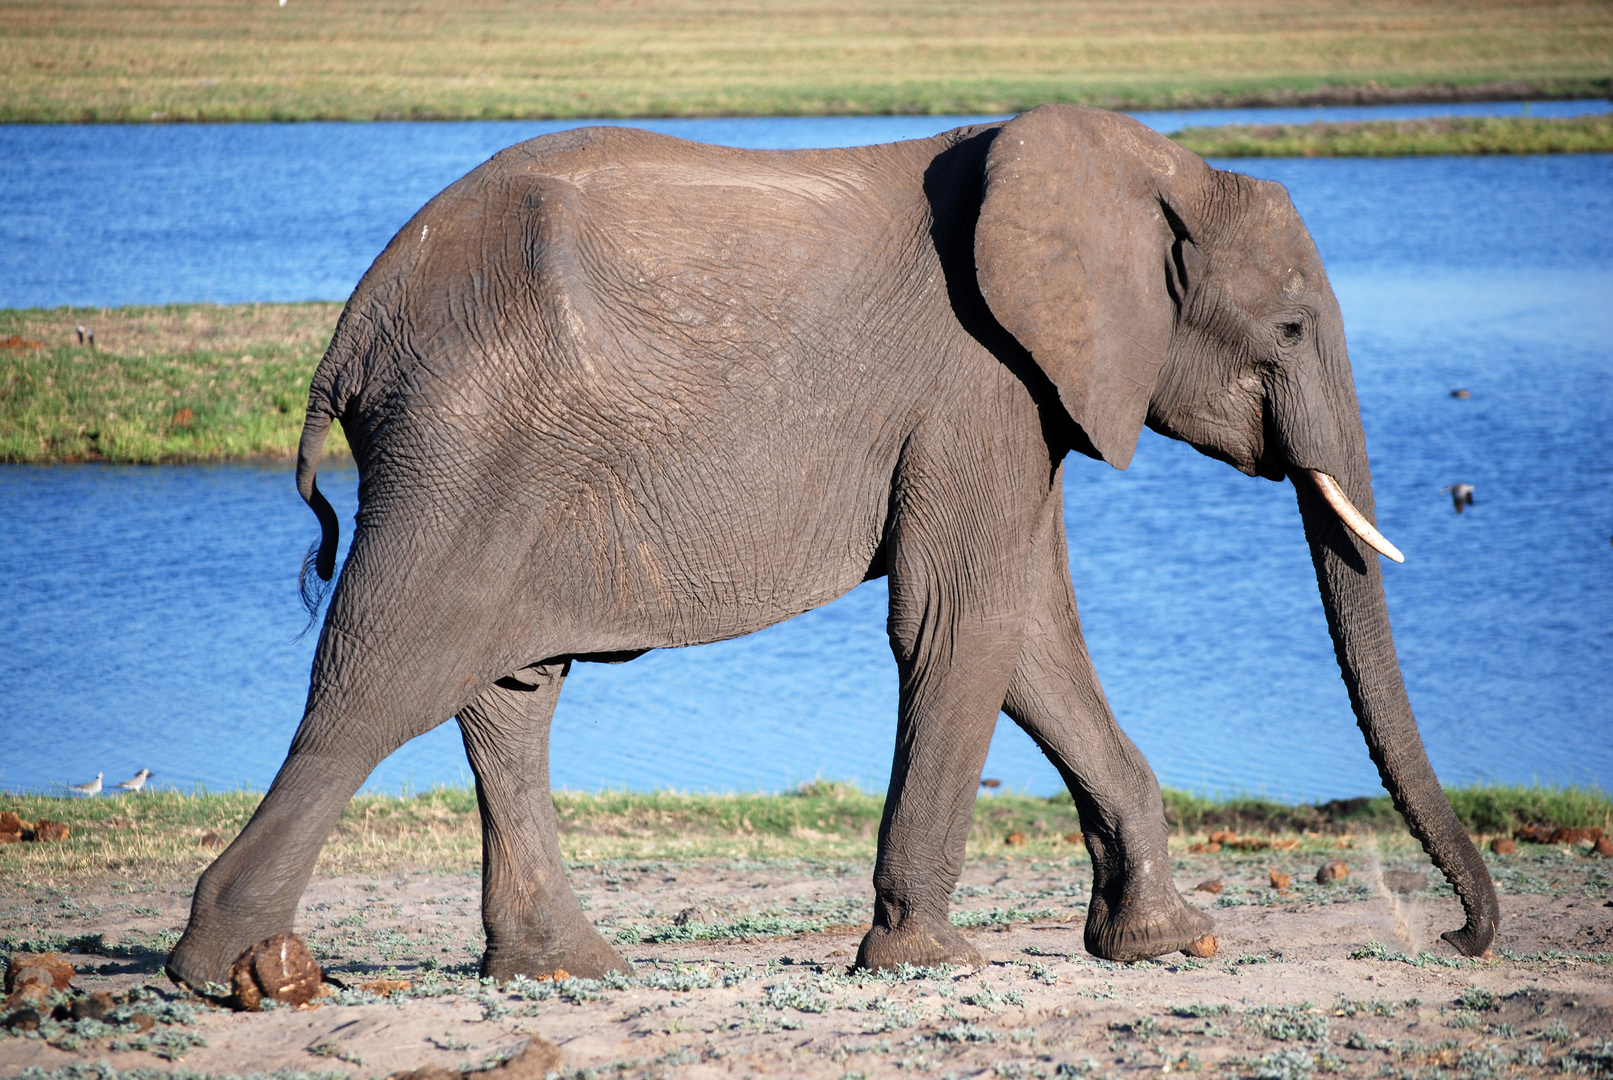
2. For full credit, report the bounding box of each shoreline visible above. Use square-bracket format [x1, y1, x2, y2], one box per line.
[6, 79, 1609, 126]
[0, 783, 1605, 876]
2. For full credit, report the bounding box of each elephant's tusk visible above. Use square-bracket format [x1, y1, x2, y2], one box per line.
[1307, 471, 1405, 563]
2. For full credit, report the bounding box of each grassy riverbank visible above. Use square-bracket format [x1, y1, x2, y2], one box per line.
[0, 782, 1605, 883]
[0, 0, 1608, 123]
[1177, 112, 1613, 157]
[0, 303, 345, 464]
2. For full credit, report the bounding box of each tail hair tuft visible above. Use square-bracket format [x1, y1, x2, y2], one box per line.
[297, 536, 333, 639]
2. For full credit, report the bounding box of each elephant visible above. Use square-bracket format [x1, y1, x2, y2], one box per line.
[167, 104, 1498, 989]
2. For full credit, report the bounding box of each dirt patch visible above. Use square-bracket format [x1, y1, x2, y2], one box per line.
[3, 844, 1610, 1078]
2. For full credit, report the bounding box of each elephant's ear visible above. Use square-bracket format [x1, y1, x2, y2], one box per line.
[976, 104, 1207, 469]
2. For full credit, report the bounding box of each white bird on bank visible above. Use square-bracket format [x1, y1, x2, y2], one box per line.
[68, 772, 103, 796]
[116, 769, 153, 793]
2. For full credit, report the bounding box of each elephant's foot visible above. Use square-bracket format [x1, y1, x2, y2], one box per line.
[167, 917, 290, 992]
[1084, 888, 1215, 962]
[481, 924, 632, 983]
[856, 917, 984, 971]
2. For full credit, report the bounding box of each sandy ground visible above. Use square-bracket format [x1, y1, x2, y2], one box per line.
[3, 845, 1611, 1078]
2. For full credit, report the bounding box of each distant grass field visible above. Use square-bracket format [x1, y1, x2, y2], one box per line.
[1177, 112, 1613, 157]
[0, 782, 1605, 884]
[0, 303, 346, 463]
[0, 0, 1608, 123]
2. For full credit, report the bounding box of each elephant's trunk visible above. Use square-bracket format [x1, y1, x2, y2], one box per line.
[1290, 452, 1498, 957]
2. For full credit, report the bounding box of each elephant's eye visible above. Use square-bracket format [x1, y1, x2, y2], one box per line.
[1279, 321, 1304, 345]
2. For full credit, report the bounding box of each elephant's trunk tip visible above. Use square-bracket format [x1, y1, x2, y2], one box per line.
[1307, 471, 1405, 563]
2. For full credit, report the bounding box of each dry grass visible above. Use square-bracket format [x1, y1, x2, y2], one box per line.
[1, 0, 1608, 122]
[1179, 112, 1613, 157]
[0, 302, 347, 463]
[3, 783, 1604, 888]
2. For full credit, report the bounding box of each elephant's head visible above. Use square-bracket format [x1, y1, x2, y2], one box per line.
[973, 104, 1497, 956]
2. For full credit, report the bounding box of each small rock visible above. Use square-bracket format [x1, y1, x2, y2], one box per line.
[1063, 832, 1083, 845]
[228, 932, 324, 1011]
[199, 830, 224, 848]
[1594, 837, 1613, 857]
[517, 969, 571, 984]
[1381, 870, 1427, 894]
[1515, 824, 1556, 844]
[1209, 830, 1237, 844]
[1490, 837, 1517, 855]
[1268, 870, 1292, 892]
[129, 1011, 156, 1031]
[1, 1006, 40, 1032]
[672, 906, 708, 926]
[1181, 934, 1218, 958]
[1189, 841, 1221, 854]
[32, 820, 69, 842]
[70, 990, 116, 1021]
[486, 1038, 563, 1079]
[979, 778, 1001, 789]
[1316, 860, 1350, 884]
[389, 1039, 563, 1080]
[4, 952, 75, 994]
[1004, 832, 1027, 847]
[359, 978, 411, 996]
[1194, 879, 1223, 894]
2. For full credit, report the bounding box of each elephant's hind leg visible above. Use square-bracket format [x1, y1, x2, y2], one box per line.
[458, 665, 632, 981]
[1003, 475, 1212, 961]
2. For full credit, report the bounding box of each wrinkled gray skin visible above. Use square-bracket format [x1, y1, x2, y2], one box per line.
[168, 105, 1497, 988]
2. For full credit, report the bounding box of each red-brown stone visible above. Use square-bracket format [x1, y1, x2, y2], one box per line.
[1315, 860, 1350, 883]
[228, 933, 324, 1011]
[32, 820, 69, 842]
[3, 952, 74, 994]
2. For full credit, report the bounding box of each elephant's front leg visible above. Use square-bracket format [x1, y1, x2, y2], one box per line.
[1003, 476, 1212, 961]
[856, 439, 1036, 971]
[457, 666, 632, 981]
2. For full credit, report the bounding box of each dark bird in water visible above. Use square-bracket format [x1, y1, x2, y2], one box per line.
[1443, 483, 1475, 514]
[1450, 388, 1471, 399]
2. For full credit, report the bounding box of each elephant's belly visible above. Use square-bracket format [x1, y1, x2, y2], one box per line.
[499, 440, 895, 658]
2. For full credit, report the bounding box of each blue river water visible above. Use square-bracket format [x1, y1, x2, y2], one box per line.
[1, 107, 1610, 800]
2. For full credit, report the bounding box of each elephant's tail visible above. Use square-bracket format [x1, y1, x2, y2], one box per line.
[296, 405, 340, 623]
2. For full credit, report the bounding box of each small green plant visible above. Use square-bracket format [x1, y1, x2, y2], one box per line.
[1249, 1047, 1317, 1080]
[936, 1022, 1001, 1043]
[1348, 940, 1394, 961]
[1247, 1004, 1330, 1043]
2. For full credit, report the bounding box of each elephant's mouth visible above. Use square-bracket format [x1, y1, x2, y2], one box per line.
[1306, 470, 1405, 563]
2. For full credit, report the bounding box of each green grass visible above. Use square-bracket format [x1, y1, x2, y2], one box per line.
[0, 303, 347, 463]
[1177, 114, 1613, 157]
[0, 0, 1608, 123]
[1, 782, 1604, 885]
